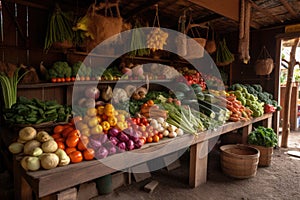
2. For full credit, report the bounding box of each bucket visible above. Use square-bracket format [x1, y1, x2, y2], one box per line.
[95, 174, 112, 195]
[250, 145, 273, 167]
[220, 144, 260, 179]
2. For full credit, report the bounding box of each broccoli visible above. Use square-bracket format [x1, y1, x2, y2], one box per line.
[252, 84, 263, 93]
[65, 65, 72, 78]
[72, 61, 86, 77]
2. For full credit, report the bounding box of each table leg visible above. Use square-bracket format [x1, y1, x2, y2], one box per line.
[242, 124, 252, 144]
[189, 140, 208, 188]
[13, 158, 32, 200]
[262, 116, 272, 128]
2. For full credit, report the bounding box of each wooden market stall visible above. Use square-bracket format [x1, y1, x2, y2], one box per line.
[1, 0, 300, 199]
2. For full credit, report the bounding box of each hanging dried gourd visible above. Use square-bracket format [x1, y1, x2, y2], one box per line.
[146, 4, 168, 52]
[238, 0, 251, 64]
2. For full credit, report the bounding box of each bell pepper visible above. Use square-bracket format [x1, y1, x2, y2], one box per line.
[264, 104, 275, 113]
[107, 116, 117, 127]
[97, 106, 105, 115]
[101, 121, 111, 131]
[104, 104, 115, 117]
[116, 121, 128, 131]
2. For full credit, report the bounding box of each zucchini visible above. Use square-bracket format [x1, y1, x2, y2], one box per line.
[197, 103, 216, 119]
[198, 99, 225, 115]
[204, 94, 217, 103]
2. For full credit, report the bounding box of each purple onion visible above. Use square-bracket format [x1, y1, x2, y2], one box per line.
[108, 146, 117, 155]
[117, 142, 126, 150]
[88, 138, 102, 149]
[109, 136, 119, 146]
[95, 146, 108, 159]
[118, 132, 129, 142]
[108, 128, 120, 137]
[134, 139, 143, 149]
[126, 140, 135, 151]
[130, 135, 140, 143]
[123, 127, 133, 136]
[99, 134, 108, 144]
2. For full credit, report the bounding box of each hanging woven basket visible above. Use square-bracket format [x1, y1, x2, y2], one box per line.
[254, 46, 274, 75]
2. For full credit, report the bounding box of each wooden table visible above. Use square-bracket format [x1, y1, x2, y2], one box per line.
[13, 113, 273, 199]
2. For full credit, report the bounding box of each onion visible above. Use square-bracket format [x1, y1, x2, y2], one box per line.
[109, 136, 119, 146]
[89, 137, 102, 149]
[126, 140, 135, 151]
[118, 132, 129, 142]
[108, 128, 120, 137]
[117, 142, 126, 150]
[85, 86, 100, 100]
[95, 146, 108, 159]
[134, 139, 143, 149]
[108, 146, 117, 155]
[99, 134, 108, 144]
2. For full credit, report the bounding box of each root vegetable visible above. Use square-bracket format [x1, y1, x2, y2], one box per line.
[36, 131, 52, 143]
[8, 142, 24, 154]
[21, 156, 40, 171]
[19, 127, 37, 141]
[31, 147, 43, 157]
[40, 153, 59, 170]
[24, 140, 41, 155]
[55, 149, 70, 166]
[168, 131, 177, 138]
[42, 140, 58, 153]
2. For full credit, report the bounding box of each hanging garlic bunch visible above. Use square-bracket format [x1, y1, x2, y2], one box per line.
[147, 28, 168, 52]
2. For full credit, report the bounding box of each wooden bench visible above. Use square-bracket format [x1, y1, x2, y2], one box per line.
[13, 113, 273, 199]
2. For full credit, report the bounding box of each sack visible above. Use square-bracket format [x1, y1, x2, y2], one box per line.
[254, 46, 274, 75]
[185, 23, 208, 59]
[84, 2, 123, 52]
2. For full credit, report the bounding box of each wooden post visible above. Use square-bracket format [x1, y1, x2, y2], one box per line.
[281, 37, 300, 148]
[242, 124, 252, 144]
[189, 140, 208, 188]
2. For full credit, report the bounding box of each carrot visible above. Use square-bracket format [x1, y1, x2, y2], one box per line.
[229, 116, 240, 122]
[226, 96, 236, 102]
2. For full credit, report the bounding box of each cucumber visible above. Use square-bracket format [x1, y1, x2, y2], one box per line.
[197, 103, 216, 119]
[204, 94, 216, 103]
[198, 99, 226, 115]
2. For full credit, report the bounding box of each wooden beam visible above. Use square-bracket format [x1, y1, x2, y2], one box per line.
[188, 0, 240, 21]
[279, 0, 298, 18]
[123, 0, 161, 19]
[249, 0, 284, 23]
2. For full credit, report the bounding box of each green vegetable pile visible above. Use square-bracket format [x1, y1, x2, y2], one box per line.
[72, 61, 91, 78]
[49, 61, 72, 79]
[229, 83, 264, 117]
[248, 126, 278, 147]
[3, 97, 71, 125]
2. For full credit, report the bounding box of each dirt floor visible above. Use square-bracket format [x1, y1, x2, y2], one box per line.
[93, 132, 300, 200]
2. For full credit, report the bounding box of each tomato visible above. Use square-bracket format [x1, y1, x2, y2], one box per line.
[152, 135, 160, 142]
[140, 138, 146, 145]
[77, 140, 88, 151]
[55, 137, 65, 143]
[71, 77, 76, 82]
[53, 125, 65, 135]
[61, 77, 66, 82]
[66, 135, 80, 148]
[61, 127, 75, 138]
[146, 136, 153, 143]
[141, 117, 148, 125]
[68, 129, 81, 138]
[56, 78, 62, 83]
[147, 100, 154, 107]
[69, 151, 83, 163]
[158, 133, 164, 139]
[56, 141, 65, 150]
[65, 77, 71, 82]
[65, 147, 77, 155]
[51, 77, 58, 83]
[83, 148, 95, 160]
[52, 133, 62, 140]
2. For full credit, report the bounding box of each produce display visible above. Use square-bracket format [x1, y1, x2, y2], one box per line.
[3, 97, 71, 125]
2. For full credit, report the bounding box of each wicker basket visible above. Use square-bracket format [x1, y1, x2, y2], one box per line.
[220, 144, 260, 179]
[254, 46, 274, 75]
[249, 145, 273, 167]
[254, 58, 274, 75]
